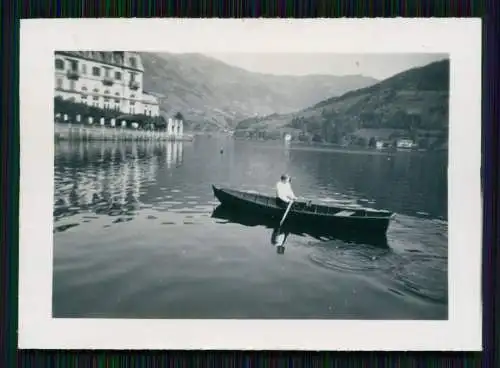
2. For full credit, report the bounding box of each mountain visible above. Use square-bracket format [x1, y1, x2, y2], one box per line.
[140, 52, 378, 131]
[234, 59, 450, 148]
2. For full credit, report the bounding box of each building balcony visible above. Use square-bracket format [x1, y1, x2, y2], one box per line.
[129, 81, 140, 90]
[103, 76, 114, 86]
[66, 70, 80, 80]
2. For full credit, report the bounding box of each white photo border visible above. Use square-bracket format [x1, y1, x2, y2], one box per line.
[18, 18, 482, 351]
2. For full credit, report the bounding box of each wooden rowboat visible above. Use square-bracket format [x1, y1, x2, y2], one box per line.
[212, 185, 395, 239]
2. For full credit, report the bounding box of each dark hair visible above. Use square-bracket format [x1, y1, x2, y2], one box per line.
[280, 174, 288, 181]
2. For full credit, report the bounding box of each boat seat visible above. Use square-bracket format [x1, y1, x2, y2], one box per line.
[334, 210, 356, 217]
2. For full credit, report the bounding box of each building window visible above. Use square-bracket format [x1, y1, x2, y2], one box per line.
[130, 94, 135, 99]
[114, 98, 120, 103]
[93, 88, 99, 93]
[104, 67, 111, 78]
[56, 78, 63, 89]
[55, 59, 64, 70]
[130, 72, 136, 82]
[113, 53, 122, 64]
[129, 57, 137, 68]
[104, 90, 110, 94]
[69, 81, 76, 91]
[81, 86, 87, 92]
[81, 64, 87, 74]
[69, 59, 78, 71]
[115, 71, 121, 80]
[92, 67, 101, 76]
[93, 96, 99, 101]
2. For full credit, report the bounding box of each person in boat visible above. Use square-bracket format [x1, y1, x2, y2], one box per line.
[276, 174, 298, 208]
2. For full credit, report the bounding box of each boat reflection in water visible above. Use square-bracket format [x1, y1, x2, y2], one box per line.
[270, 227, 288, 254]
[211, 204, 389, 254]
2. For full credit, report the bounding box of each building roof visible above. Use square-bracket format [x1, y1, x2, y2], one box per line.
[55, 51, 144, 72]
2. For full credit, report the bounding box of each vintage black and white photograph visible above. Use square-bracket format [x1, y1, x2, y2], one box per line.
[51, 51, 450, 320]
[19, 19, 482, 351]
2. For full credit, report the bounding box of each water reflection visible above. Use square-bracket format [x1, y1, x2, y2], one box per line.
[166, 141, 184, 168]
[270, 227, 289, 255]
[286, 148, 447, 219]
[211, 204, 389, 248]
[54, 140, 184, 226]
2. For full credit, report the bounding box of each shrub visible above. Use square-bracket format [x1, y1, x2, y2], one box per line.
[54, 97, 166, 129]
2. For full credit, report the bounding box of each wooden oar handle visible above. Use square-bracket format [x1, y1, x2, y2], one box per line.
[279, 200, 294, 227]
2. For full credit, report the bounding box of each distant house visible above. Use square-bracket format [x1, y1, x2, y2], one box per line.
[396, 138, 416, 149]
[375, 140, 391, 149]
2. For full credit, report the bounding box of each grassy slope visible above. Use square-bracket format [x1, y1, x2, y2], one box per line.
[235, 59, 449, 147]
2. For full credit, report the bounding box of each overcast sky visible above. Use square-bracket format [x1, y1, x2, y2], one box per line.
[205, 53, 448, 80]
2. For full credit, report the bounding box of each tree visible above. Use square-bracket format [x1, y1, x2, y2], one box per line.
[53, 97, 161, 129]
[298, 132, 308, 142]
[368, 137, 377, 147]
[418, 138, 429, 149]
[290, 117, 301, 129]
[174, 112, 184, 121]
[321, 120, 331, 140]
[312, 134, 323, 143]
[356, 137, 368, 147]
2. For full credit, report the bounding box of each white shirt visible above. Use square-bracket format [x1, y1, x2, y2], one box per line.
[276, 181, 296, 202]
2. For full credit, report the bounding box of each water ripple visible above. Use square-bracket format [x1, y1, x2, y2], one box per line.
[307, 242, 393, 273]
[304, 214, 448, 305]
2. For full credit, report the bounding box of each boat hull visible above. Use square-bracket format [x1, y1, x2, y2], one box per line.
[212, 185, 393, 239]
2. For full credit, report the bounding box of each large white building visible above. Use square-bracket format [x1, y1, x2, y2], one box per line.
[54, 51, 160, 117]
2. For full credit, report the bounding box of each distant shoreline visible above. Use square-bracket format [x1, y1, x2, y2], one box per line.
[230, 137, 446, 154]
[54, 123, 194, 142]
[266, 144, 441, 156]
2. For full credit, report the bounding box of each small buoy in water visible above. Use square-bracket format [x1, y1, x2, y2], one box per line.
[220, 147, 224, 154]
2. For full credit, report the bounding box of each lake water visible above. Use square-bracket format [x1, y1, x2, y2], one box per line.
[53, 137, 448, 319]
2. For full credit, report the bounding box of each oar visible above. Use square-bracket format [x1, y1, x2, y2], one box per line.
[279, 200, 294, 227]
